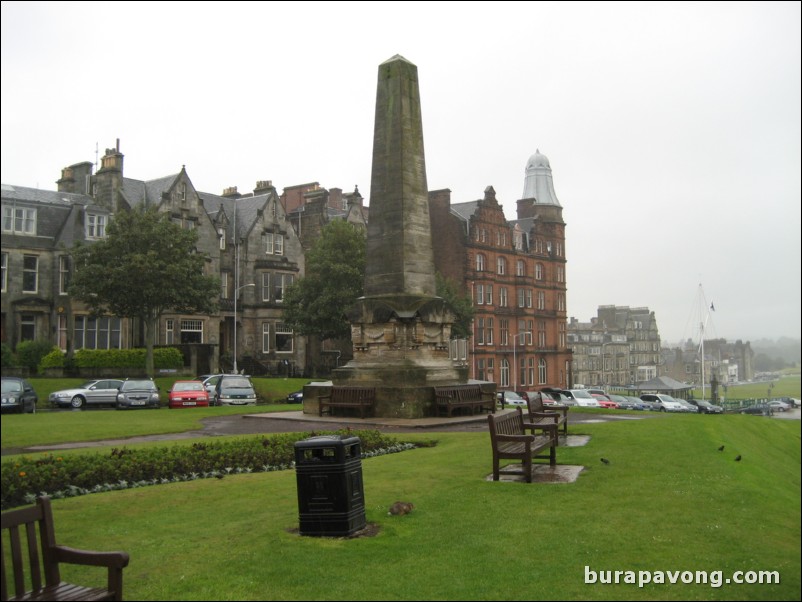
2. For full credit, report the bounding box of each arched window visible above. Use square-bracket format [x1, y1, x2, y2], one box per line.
[539, 358, 548, 384]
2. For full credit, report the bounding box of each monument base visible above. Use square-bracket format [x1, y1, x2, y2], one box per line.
[329, 360, 469, 418]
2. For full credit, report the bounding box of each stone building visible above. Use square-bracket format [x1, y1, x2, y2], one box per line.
[429, 150, 572, 393]
[661, 338, 754, 388]
[2, 142, 307, 376]
[568, 305, 662, 387]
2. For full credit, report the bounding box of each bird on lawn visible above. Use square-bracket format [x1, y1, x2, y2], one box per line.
[718, 445, 725, 451]
[735, 455, 742, 462]
[600, 458, 610, 465]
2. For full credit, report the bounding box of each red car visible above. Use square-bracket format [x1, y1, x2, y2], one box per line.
[168, 380, 210, 409]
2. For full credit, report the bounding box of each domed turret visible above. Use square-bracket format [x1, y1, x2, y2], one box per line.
[521, 149, 561, 206]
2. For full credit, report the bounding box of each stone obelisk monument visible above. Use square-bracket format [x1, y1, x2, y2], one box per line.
[331, 55, 468, 418]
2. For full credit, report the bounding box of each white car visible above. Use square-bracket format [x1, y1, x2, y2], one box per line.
[565, 389, 600, 407]
[497, 391, 527, 407]
[640, 394, 685, 413]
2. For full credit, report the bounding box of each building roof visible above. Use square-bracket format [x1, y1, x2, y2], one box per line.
[636, 375, 693, 392]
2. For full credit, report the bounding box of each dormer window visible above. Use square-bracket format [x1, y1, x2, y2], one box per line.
[3, 205, 37, 235]
[86, 213, 107, 239]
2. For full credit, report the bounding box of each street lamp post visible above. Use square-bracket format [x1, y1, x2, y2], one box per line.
[512, 331, 531, 391]
[233, 283, 255, 374]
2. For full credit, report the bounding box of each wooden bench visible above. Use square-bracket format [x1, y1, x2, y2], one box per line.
[433, 384, 496, 417]
[525, 391, 569, 440]
[1, 496, 129, 602]
[318, 386, 376, 418]
[487, 408, 556, 482]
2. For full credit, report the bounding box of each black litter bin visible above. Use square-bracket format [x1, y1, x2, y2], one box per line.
[294, 435, 366, 536]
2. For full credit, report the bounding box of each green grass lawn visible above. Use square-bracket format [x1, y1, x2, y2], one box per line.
[14, 415, 800, 601]
[1, 376, 311, 449]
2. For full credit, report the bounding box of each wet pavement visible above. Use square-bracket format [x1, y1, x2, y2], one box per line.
[10, 409, 637, 455]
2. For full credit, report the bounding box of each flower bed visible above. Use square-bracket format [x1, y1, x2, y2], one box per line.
[1, 429, 422, 510]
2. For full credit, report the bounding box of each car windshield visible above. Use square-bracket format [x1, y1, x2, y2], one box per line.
[572, 390, 595, 399]
[1, 380, 22, 393]
[221, 378, 252, 389]
[173, 382, 203, 392]
[123, 380, 154, 390]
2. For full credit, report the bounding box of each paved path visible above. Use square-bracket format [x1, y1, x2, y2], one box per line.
[8, 410, 653, 455]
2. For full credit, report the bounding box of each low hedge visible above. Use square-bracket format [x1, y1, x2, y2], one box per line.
[38, 347, 184, 371]
[1, 429, 423, 510]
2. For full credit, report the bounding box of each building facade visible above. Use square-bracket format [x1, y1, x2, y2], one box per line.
[4, 143, 570, 388]
[429, 150, 572, 393]
[2, 143, 308, 376]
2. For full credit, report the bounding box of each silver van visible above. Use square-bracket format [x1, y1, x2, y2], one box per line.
[215, 375, 257, 406]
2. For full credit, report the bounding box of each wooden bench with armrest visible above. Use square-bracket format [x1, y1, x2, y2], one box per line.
[318, 386, 376, 418]
[1, 495, 130, 601]
[433, 384, 496, 417]
[487, 408, 557, 483]
[526, 391, 569, 440]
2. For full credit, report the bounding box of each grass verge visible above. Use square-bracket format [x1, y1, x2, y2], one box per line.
[22, 415, 801, 601]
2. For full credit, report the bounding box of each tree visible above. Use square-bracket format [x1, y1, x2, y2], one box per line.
[282, 220, 366, 341]
[69, 206, 219, 376]
[436, 273, 474, 339]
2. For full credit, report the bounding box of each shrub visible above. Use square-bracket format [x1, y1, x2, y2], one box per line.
[0, 343, 12, 368]
[1, 429, 422, 510]
[14, 341, 57, 375]
[39, 349, 66, 370]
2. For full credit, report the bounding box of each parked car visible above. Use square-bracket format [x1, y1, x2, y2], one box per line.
[497, 390, 527, 408]
[687, 399, 723, 414]
[676, 399, 699, 413]
[168, 380, 210, 409]
[215, 375, 257, 406]
[1, 376, 37, 414]
[49, 379, 124, 409]
[287, 390, 304, 403]
[199, 374, 223, 405]
[634, 396, 659, 411]
[539, 388, 574, 406]
[767, 399, 792, 412]
[739, 403, 773, 416]
[613, 396, 641, 410]
[608, 394, 639, 409]
[116, 379, 161, 409]
[564, 389, 600, 407]
[591, 393, 619, 409]
[640, 394, 685, 413]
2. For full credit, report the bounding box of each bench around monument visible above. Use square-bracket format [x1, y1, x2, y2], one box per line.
[318, 386, 376, 418]
[433, 384, 496, 417]
[487, 407, 557, 482]
[1, 496, 129, 601]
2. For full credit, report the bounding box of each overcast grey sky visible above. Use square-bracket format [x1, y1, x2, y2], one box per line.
[2, 1, 800, 346]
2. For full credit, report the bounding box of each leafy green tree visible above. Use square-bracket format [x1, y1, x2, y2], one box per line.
[69, 206, 219, 376]
[282, 220, 366, 340]
[436, 273, 474, 339]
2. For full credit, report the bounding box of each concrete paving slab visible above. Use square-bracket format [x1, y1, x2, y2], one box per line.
[487, 464, 585, 483]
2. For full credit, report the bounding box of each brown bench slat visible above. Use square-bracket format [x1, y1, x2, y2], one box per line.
[318, 387, 376, 419]
[434, 385, 495, 417]
[488, 408, 556, 482]
[1, 497, 129, 602]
